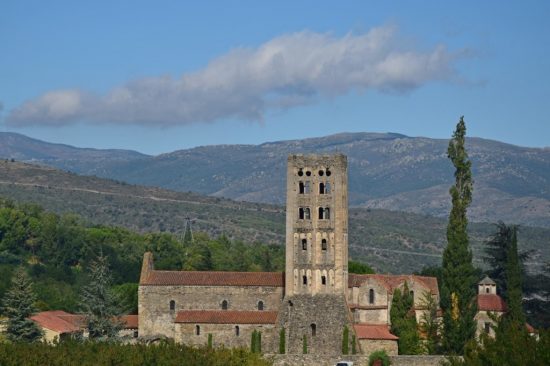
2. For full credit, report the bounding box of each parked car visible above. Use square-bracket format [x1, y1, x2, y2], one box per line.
[335, 362, 353, 366]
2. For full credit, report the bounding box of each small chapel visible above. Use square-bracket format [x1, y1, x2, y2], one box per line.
[137, 154, 440, 355]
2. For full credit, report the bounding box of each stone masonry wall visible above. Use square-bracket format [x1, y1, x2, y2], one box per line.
[271, 354, 448, 366]
[175, 323, 277, 351]
[138, 285, 284, 338]
[278, 294, 353, 355]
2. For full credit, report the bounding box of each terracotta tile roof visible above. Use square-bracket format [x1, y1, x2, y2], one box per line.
[477, 294, 507, 312]
[353, 324, 398, 340]
[141, 270, 284, 287]
[120, 315, 138, 329]
[175, 310, 278, 324]
[348, 274, 439, 296]
[30, 311, 83, 334]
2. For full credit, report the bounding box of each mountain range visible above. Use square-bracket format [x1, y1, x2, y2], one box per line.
[1, 131, 549, 227]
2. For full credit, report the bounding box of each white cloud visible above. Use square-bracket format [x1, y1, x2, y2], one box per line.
[6, 25, 462, 127]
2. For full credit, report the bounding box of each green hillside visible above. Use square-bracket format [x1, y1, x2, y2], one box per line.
[1, 159, 548, 274]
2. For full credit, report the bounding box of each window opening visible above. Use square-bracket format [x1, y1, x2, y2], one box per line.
[258, 301, 264, 311]
[486, 288, 490, 294]
[369, 289, 375, 304]
[299, 182, 305, 194]
[318, 207, 324, 219]
[306, 171, 311, 176]
[484, 322, 491, 333]
[304, 181, 310, 194]
[321, 276, 326, 285]
[319, 183, 325, 194]
[325, 182, 331, 194]
[326, 169, 331, 176]
[321, 239, 327, 251]
[302, 239, 307, 250]
[169, 300, 175, 312]
[310, 323, 317, 337]
[298, 169, 303, 176]
[325, 207, 330, 219]
[304, 208, 311, 220]
[318, 170, 324, 176]
[221, 300, 228, 310]
[303, 276, 308, 285]
[235, 326, 240, 336]
[299, 208, 304, 219]
[196, 325, 201, 335]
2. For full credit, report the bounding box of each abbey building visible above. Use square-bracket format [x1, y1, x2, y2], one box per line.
[138, 154, 440, 355]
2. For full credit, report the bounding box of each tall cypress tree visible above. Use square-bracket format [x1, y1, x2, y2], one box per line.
[1, 267, 43, 342]
[503, 227, 525, 325]
[390, 283, 421, 354]
[441, 116, 477, 354]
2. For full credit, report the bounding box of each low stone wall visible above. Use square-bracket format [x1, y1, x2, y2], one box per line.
[270, 354, 448, 366]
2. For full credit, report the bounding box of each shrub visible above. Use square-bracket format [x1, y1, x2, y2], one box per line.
[368, 349, 391, 366]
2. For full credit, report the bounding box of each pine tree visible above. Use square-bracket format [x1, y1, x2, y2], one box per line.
[1, 267, 43, 342]
[79, 255, 122, 339]
[441, 116, 477, 354]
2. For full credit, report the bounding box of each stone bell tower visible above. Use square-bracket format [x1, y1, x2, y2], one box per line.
[280, 154, 351, 355]
[285, 153, 349, 296]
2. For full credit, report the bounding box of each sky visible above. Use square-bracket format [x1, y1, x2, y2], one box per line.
[1, 1, 549, 155]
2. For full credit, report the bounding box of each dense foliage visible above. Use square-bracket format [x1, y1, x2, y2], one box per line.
[483, 222, 550, 328]
[1, 267, 43, 342]
[418, 290, 441, 354]
[445, 227, 550, 366]
[0, 340, 273, 366]
[441, 117, 478, 354]
[390, 282, 421, 354]
[368, 349, 391, 366]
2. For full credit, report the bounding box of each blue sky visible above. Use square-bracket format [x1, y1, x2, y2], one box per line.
[1, 1, 549, 155]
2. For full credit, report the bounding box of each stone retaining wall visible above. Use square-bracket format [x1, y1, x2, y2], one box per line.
[270, 354, 448, 366]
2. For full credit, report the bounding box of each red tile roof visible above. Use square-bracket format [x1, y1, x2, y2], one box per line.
[120, 315, 138, 329]
[141, 270, 284, 287]
[349, 274, 439, 296]
[477, 294, 507, 312]
[354, 324, 398, 340]
[175, 310, 278, 324]
[30, 311, 83, 334]
[526, 323, 537, 334]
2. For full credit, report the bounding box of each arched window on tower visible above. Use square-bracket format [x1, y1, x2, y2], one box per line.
[325, 207, 330, 219]
[318, 207, 324, 219]
[258, 301, 264, 311]
[299, 208, 304, 219]
[169, 300, 175, 312]
[325, 182, 331, 194]
[319, 182, 325, 194]
[304, 208, 311, 220]
[369, 289, 375, 304]
[302, 238, 307, 250]
[310, 323, 317, 337]
[299, 181, 305, 194]
[221, 300, 228, 310]
[321, 239, 327, 251]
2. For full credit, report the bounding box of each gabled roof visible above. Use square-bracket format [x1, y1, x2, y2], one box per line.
[477, 294, 507, 312]
[348, 274, 439, 296]
[479, 276, 496, 285]
[30, 311, 83, 334]
[141, 270, 284, 287]
[175, 310, 278, 324]
[353, 324, 398, 340]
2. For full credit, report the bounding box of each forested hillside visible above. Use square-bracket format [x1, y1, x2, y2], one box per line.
[1, 160, 548, 274]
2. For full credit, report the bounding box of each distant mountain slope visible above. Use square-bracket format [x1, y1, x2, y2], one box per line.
[2, 131, 549, 227]
[1, 160, 548, 274]
[0, 132, 148, 173]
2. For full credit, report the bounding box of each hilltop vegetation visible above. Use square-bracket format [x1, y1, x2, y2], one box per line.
[1, 159, 548, 274]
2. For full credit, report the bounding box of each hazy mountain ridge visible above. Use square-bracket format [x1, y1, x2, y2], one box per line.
[0, 160, 549, 274]
[1, 131, 549, 227]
